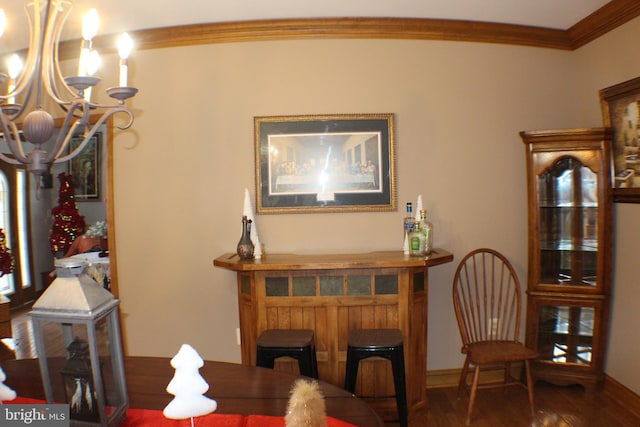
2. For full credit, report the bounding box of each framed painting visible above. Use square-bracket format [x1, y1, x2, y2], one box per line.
[599, 76, 640, 203]
[254, 114, 396, 213]
[68, 131, 102, 200]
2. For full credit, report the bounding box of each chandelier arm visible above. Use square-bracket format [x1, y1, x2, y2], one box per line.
[53, 106, 133, 164]
[43, 100, 89, 163]
[2, 1, 41, 105]
[42, 1, 76, 103]
[0, 116, 29, 163]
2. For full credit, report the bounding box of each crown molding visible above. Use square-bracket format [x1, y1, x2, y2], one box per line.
[569, 0, 640, 48]
[72, 0, 640, 56]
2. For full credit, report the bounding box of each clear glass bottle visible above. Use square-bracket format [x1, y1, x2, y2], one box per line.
[409, 221, 424, 256]
[403, 202, 414, 241]
[419, 209, 433, 255]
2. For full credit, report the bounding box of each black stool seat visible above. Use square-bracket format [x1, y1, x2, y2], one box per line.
[256, 329, 318, 378]
[344, 328, 408, 427]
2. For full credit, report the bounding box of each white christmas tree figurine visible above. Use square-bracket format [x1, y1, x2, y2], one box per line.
[163, 344, 217, 426]
[0, 366, 17, 402]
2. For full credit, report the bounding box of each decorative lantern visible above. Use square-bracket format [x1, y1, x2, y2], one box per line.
[29, 258, 128, 427]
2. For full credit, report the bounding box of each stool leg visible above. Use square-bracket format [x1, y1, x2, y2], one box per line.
[310, 344, 319, 379]
[391, 346, 408, 427]
[344, 348, 360, 393]
[298, 347, 315, 378]
[256, 348, 275, 369]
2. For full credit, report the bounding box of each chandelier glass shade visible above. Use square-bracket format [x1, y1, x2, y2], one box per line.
[0, 0, 137, 182]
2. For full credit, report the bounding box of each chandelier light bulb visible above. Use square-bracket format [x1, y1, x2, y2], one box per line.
[118, 33, 133, 60]
[82, 8, 99, 41]
[0, 10, 6, 38]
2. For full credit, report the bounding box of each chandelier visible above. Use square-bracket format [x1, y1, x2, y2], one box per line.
[0, 0, 137, 184]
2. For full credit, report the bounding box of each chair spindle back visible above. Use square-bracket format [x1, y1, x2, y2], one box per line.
[453, 248, 522, 347]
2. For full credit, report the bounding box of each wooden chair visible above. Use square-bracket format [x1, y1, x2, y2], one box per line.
[452, 248, 537, 425]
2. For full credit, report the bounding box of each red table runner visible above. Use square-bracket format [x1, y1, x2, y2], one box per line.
[8, 397, 357, 427]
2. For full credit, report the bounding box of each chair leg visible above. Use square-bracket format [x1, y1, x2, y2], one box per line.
[458, 355, 470, 397]
[524, 359, 535, 415]
[466, 364, 481, 425]
[504, 361, 511, 389]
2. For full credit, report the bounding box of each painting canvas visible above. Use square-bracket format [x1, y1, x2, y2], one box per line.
[68, 132, 102, 200]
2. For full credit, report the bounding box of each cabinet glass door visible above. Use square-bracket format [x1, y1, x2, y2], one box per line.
[537, 304, 594, 365]
[538, 157, 598, 287]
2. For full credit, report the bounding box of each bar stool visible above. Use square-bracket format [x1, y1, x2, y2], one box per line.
[344, 328, 408, 427]
[256, 329, 318, 378]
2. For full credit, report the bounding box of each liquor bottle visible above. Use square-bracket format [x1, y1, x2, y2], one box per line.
[419, 209, 434, 255]
[403, 202, 414, 237]
[409, 221, 424, 256]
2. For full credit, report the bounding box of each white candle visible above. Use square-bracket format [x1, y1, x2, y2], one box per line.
[119, 59, 128, 88]
[118, 33, 133, 88]
[7, 54, 22, 104]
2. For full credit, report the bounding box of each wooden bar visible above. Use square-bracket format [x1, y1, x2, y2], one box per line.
[213, 249, 453, 422]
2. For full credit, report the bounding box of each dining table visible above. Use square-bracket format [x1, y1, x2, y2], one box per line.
[1, 356, 384, 427]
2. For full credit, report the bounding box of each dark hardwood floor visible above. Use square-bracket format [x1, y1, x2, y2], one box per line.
[4, 306, 640, 426]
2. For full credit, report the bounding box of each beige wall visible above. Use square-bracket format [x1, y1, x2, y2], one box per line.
[107, 20, 638, 392]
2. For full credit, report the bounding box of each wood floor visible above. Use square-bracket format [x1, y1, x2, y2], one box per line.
[4, 306, 640, 427]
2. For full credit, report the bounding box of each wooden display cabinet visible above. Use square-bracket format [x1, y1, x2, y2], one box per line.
[520, 128, 613, 391]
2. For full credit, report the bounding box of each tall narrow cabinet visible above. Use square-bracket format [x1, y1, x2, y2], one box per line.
[520, 128, 613, 391]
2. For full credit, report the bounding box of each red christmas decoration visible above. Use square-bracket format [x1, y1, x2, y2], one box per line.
[0, 228, 13, 277]
[49, 173, 85, 256]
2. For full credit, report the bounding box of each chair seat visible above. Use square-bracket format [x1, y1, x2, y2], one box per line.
[465, 341, 538, 365]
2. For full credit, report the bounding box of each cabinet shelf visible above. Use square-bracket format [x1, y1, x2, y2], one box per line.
[540, 241, 598, 251]
[520, 127, 613, 391]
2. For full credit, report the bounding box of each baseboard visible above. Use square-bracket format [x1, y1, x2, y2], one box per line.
[426, 365, 522, 389]
[603, 374, 640, 419]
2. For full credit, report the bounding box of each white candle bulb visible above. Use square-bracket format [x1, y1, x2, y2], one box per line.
[7, 54, 22, 104]
[118, 33, 133, 87]
[82, 9, 99, 41]
[79, 9, 99, 76]
[0, 10, 6, 39]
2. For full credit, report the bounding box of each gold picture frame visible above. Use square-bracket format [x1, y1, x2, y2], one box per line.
[254, 113, 396, 213]
[599, 76, 640, 203]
